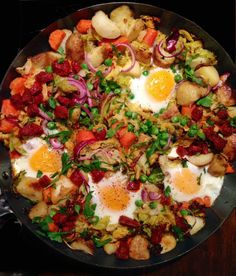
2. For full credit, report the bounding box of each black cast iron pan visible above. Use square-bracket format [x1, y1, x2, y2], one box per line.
[0, 2, 236, 269]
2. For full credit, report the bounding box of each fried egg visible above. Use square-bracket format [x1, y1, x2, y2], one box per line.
[130, 67, 177, 112]
[12, 137, 62, 178]
[88, 171, 141, 224]
[160, 157, 224, 205]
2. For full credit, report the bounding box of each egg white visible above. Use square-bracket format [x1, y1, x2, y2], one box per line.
[162, 160, 224, 204]
[88, 171, 142, 224]
[12, 137, 60, 178]
[130, 67, 177, 113]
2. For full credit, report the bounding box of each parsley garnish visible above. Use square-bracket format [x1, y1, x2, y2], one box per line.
[92, 236, 112, 248]
[83, 192, 96, 218]
[164, 186, 171, 197]
[197, 96, 212, 107]
[48, 96, 57, 109]
[74, 204, 81, 214]
[172, 225, 184, 241]
[36, 170, 43, 178]
[61, 152, 72, 175]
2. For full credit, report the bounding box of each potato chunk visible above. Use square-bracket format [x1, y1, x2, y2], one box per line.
[195, 66, 220, 87]
[129, 235, 150, 260]
[16, 176, 42, 202]
[208, 154, 228, 177]
[160, 234, 177, 253]
[29, 201, 48, 220]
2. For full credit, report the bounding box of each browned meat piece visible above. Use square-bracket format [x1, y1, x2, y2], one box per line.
[223, 134, 236, 161]
[131, 41, 152, 65]
[66, 32, 84, 63]
[207, 154, 228, 177]
[129, 235, 150, 260]
[154, 46, 175, 68]
[160, 103, 180, 120]
[216, 85, 236, 106]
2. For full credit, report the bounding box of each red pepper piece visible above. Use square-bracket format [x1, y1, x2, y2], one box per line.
[90, 170, 105, 183]
[119, 215, 140, 228]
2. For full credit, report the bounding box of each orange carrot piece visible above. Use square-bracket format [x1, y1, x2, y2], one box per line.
[43, 187, 52, 203]
[49, 29, 66, 51]
[48, 222, 59, 232]
[181, 106, 193, 117]
[143, 28, 158, 47]
[203, 196, 211, 208]
[76, 19, 92, 34]
[9, 77, 26, 95]
[0, 119, 16, 133]
[194, 197, 204, 205]
[99, 36, 129, 52]
[119, 131, 137, 149]
[1, 99, 19, 117]
[181, 201, 190, 210]
[226, 164, 235, 174]
[76, 129, 96, 144]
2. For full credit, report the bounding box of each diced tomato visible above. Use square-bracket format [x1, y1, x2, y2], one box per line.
[53, 213, 68, 225]
[90, 170, 105, 183]
[76, 129, 96, 144]
[115, 240, 129, 260]
[54, 105, 68, 119]
[181, 105, 193, 117]
[70, 169, 84, 187]
[203, 196, 211, 208]
[1, 99, 19, 117]
[0, 119, 16, 133]
[10, 151, 21, 159]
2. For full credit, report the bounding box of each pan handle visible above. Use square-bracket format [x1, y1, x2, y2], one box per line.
[0, 191, 17, 230]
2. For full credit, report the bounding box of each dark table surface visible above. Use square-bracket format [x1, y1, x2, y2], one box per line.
[0, 0, 235, 275]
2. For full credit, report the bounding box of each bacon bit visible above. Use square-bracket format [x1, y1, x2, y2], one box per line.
[151, 224, 166, 245]
[119, 215, 140, 228]
[52, 60, 71, 77]
[90, 170, 105, 183]
[27, 104, 39, 117]
[160, 194, 171, 206]
[35, 71, 54, 83]
[62, 221, 75, 233]
[176, 146, 187, 157]
[127, 181, 141, 192]
[54, 105, 69, 119]
[191, 106, 203, 121]
[204, 127, 227, 151]
[57, 96, 72, 107]
[38, 175, 51, 187]
[217, 109, 228, 120]
[115, 240, 129, 259]
[94, 128, 107, 141]
[29, 81, 42, 95]
[220, 123, 233, 137]
[19, 123, 44, 137]
[175, 216, 190, 232]
[70, 169, 84, 187]
[53, 213, 68, 225]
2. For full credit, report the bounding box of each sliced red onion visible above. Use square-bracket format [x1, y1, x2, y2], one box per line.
[81, 105, 93, 120]
[141, 189, 149, 202]
[149, 192, 161, 200]
[103, 65, 112, 76]
[213, 72, 230, 90]
[115, 43, 136, 72]
[49, 138, 64, 149]
[157, 39, 184, 58]
[74, 139, 96, 157]
[163, 135, 171, 150]
[86, 89, 93, 108]
[38, 109, 52, 121]
[67, 77, 88, 100]
[84, 52, 98, 73]
[166, 30, 179, 53]
[42, 120, 49, 135]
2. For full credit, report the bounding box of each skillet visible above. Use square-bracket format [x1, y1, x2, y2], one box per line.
[0, 2, 236, 269]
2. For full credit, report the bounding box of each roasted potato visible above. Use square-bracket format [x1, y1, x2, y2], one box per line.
[66, 32, 84, 63]
[195, 66, 220, 87]
[16, 176, 43, 202]
[29, 201, 48, 220]
[176, 81, 209, 106]
[185, 215, 205, 235]
[71, 238, 94, 255]
[223, 134, 236, 161]
[187, 153, 214, 166]
[160, 234, 177, 253]
[208, 154, 228, 176]
[87, 46, 108, 68]
[216, 84, 236, 106]
[129, 235, 150, 260]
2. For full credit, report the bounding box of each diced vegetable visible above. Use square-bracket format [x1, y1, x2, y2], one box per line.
[76, 20, 92, 34]
[143, 28, 158, 47]
[49, 30, 66, 51]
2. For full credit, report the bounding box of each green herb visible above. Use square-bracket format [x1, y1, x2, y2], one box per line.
[48, 96, 57, 109]
[140, 124, 149, 133]
[73, 75, 79, 80]
[140, 175, 148, 183]
[48, 130, 72, 144]
[172, 225, 184, 241]
[47, 232, 63, 243]
[106, 128, 116, 138]
[142, 70, 149, 76]
[83, 192, 96, 218]
[180, 209, 190, 216]
[135, 199, 143, 207]
[128, 123, 134, 132]
[179, 116, 189, 126]
[188, 124, 199, 137]
[149, 201, 157, 209]
[50, 172, 59, 178]
[96, 70, 103, 77]
[197, 131, 206, 140]
[197, 173, 202, 185]
[74, 204, 81, 214]
[181, 160, 188, 168]
[129, 92, 135, 100]
[230, 116, 236, 127]
[45, 65, 53, 73]
[92, 236, 112, 248]
[197, 96, 212, 107]
[111, 44, 121, 57]
[36, 170, 43, 178]
[58, 57, 65, 64]
[104, 58, 112, 66]
[61, 152, 72, 175]
[146, 140, 159, 158]
[57, 46, 64, 56]
[171, 116, 179, 123]
[125, 111, 133, 118]
[151, 125, 159, 135]
[164, 186, 171, 197]
[80, 229, 89, 238]
[174, 74, 182, 83]
[114, 88, 121, 94]
[170, 64, 176, 73]
[184, 56, 204, 86]
[206, 118, 214, 126]
[32, 216, 41, 223]
[77, 159, 102, 172]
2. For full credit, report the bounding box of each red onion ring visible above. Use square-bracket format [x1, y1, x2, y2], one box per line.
[67, 77, 88, 99]
[115, 43, 136, 72]
[84, 52, 98, 73]
[42, 120, 49, 135]
[81, 105, 93, 120]
[38, 109, 52, 121]
[73, 139, 96, 157]
[149, 192, 161, 200]
[49, 138, 64, 149]
[157, 39, 184, 58]
[141, 189, 149, 202]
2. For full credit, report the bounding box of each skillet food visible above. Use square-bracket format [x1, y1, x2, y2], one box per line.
[0, 5, 235, 261]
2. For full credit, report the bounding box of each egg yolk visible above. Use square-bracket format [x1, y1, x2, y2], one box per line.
[145, 70, 175, 101]
[100, 185, 130, 211]
[173, 168, 201, 194]
[29, 145, 62, 173]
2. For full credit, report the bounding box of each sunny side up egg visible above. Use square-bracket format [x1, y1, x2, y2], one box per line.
[130, 67, 177, 113]
[161, 159, 224, 205]
[12, 137, 62, 178]
[88, 171, 142, 224]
